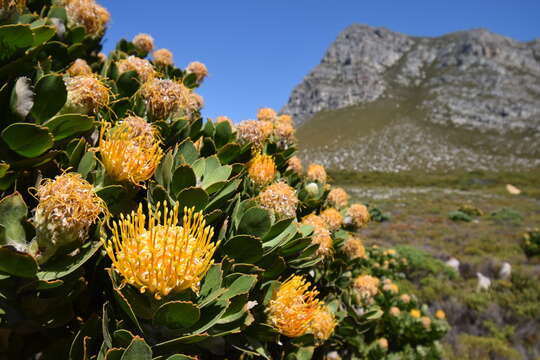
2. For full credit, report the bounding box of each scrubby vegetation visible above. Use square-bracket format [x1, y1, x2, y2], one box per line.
[0, 1, 449, 359]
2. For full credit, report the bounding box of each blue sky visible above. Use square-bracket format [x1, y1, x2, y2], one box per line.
[100, 0, 540, 122]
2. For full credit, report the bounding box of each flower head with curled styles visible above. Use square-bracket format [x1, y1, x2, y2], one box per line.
[273, 121, 296, 145]
[117, 56, 156, 82]
[346, 203, 370, 228]
[320, 207, 343, 231]
[186, 61, 208, 83]
[153, 48, 174, 67]
[236, 120, 271, 148]
[327, 187, 349, 209]
[309, 306, 337, 342]
[287, 156, 303, 174]
[307, 164, 327, 184]
[102, 202, 218, 299]
[267, 275, 322, 338]
[98, 116, 163, 185]
[64, 74, 110, 114]
[277, 114, 293, 125]
[64, 0, 109, 35]
[141, 78, 189, 120]
[188, 92, 204, 112]
[248, 154, 276, 187]
[33, 173, 106, 263]
[132, 33, 154, 53]
[302, 214, 333, 256]
[67, 58, 92, 76]
[258, 182, 298, 219]
[342, 237, 367, 259]
[353, 274, 380, 301]
[257, 107, 277, 122]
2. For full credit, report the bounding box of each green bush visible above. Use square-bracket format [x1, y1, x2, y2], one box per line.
[0, 1, 448, 359]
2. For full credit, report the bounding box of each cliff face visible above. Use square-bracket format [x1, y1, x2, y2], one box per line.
[283, 24, 540, 132]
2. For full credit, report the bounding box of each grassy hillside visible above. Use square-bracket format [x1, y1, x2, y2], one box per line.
[296, 98, 540, 172]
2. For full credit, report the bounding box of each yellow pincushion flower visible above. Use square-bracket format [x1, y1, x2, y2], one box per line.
[258, 182, 298, 219]
[132, 33, 154, 53]
[287, 156, 303, 174]
[33, 173, 105, 263]
[267, 275, 321, 338]
[99, 116, 163, 185]
[64, 74, 110, 114]
[435, 310, 446, 320]
[64, 0, 109, 35]
[67, 58, 92, 76]
[186, 61, 209, 83]
[327, 187, 349, 209]
[117, 56, 156, 82]
[307, 164, 327, 184]
[410, 309, 421, 318]
[153, 48, 174, 67]
[320, 208, 344, 231]
[309, 306, 337, 342]
[257, 107, 277, 122]
[353, 274, 380, 300]
[342, 237, 367, 259]
[141, 78, 189, 120]
[302, 214, 333, 256]
[248, 154, 276, 186]
[103, 202, 218, 299]
[346, 203, 370, 228]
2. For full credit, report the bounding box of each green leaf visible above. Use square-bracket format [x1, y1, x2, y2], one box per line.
[77, 151, 96, 178]
[31, 74, 67, 123]
[31, 25, 56, 46]
[217, 143, 241, 164]
[121, 337, 152, 360]
[69, 315, 100, 360]
[214, 121, 232, 148]
[183, 73, 198, 88]
[154, 151, 174, 187]
[175, 187, 209, 211]
[0, 192, 28, 246]
[221, 274, 258, 300]
[48, 6, 67, 22]
[171, 165, 196, 196]
[154, 301, 200, 330]
[117, 70, 140, 97]
[0, 246, 37, 278]
[0, 24, 33, 61]
[43, 113, 94, 141]
[222, 235, 263, 264]
[37, 241, 101, 281]
[1, 123, 53, 158]
[200, 263, 223, 299]
[188, 299, 229, 334]
[166, 355, 197, 360]
[238, 207, 271, 238]
[175, 140, 198, 165]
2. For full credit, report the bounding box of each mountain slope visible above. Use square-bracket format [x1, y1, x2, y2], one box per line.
[284, 25, 540, 171]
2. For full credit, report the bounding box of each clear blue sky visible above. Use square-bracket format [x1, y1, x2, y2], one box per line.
[100, 0, 540, 122]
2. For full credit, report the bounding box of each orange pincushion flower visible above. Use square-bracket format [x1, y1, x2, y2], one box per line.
[307, 164, 327, 184]
[377, 338, 389, 350]
[1, 0, 26, 12]
[346, 203, 370, 228]
[302, 214, 333, 256]
[67, 58, 92, 76]
[353, 275, 380, 300]
[64, 0, 109, 35]
[236, 120, 271, 148]
[277, 114, 293, 125]
[309, 306, 337, 342]
[186, 61, 208, 83]
[421, 316, 432, 329]
[64, 74, 110, 114]
[320, 208, 343, 231]
[99, 116, 163, 185]
[389, 306, 401, 316]
[103, 202, 218, 299]
[401, 294, 411, 303]
[117, 56, 156, 82]
[327, 187, 349, 209]
[141, 78, 189, 120]
[248, 154, 276, 186]
[342, 237, 367, 259]
[257, 107, 277, 122]
[268, 276, 321, 337]
[435, 310, 446, 320]
[382, 280, 399, 294]
[258, 182, 298, 219]
[287, 156, 303, 174]
[132, 33, 154, 53]
[273, 121, 296, 144]
[189, 92, 204, 111]
[153, 48, 174, 67]
[34, 173, 105, 263]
